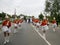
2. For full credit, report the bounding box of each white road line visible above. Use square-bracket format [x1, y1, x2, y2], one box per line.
[30, 24, 51, 45]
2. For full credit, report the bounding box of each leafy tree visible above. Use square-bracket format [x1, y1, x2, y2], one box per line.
[0, 12, 6, 20]
[39, 13, 44, 20]
[24, 16, 26, 20]
[45, 0, 60, 22]
[45, 0, 51, 12]
[7, 14, 11, 18]
[12, 15, 17, 18]
[17, 15, 20, 18]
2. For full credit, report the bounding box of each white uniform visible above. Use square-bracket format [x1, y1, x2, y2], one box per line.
[52, 23, 57, 28]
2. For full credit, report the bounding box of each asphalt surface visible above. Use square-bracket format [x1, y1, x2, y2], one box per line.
[31, 23, 60, 45]
[0, 22, 60, 45]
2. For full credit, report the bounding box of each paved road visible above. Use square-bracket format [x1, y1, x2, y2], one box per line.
[0, 23, 47, 45]
[0, 22, 60, 45]
[31, 23, 60, 45]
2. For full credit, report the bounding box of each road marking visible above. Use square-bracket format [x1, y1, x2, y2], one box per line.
[30, 24, 51, 45]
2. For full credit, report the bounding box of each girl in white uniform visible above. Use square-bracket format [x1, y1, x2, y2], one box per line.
[2, 15, 11, 44]
[52, 17, 57, 32]
[41, 17, 49, 39]
[13, 17, 18, 33]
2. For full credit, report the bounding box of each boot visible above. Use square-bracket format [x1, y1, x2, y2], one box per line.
[53, 29, 55, 32]
[6, 36, 10, 43]
[4, 37, 7, 44]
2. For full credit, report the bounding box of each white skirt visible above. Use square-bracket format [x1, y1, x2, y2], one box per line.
[14, 23, 18, 29]
[7, 28, 11, 33]
[52, 23, 57, 28]
[42, 25, 49, 31]
[14, 24, 18, 27]
[18, 23, 21, 25]
[36, 23, 40, 26]
[18, 23, 21, 27]
[2, 26, 8, 32]
[2, 26, 11, 33]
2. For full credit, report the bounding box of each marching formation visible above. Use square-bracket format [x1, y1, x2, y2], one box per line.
[31, 16, 57, 39]
[13, 17, 23, 33]
[1, 14, 58, 45]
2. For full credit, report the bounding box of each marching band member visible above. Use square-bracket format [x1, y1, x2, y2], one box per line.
[41, 16, 49, 39]
[52, 17, 57, 32]
[13, 17, 18, 33]
[32, 18, 40, 30]
[18, 19, 23, 29]
[47, 18, 49, 26]
[32, 18, 35, 25]
[33, 19, 38, 26]
[18, 19, 21, 27]
[35, 19, 40, 30]
[2, 14, 11, 44]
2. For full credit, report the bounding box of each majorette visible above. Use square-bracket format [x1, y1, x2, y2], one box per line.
[13, 17, 18, 33]
[41, 16, 49, 38]
[2, 14, 11, 44]
[52, 17, 57, 32]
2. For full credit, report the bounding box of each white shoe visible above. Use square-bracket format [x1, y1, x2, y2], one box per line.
[43, 34, 46, 39]
[6, 36, 10, 43]
[4, 37, 7, 44]
[4, 41, 6, 44]
[6, 40, 9, 43]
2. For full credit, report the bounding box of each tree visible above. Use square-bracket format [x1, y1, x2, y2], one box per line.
[17, 15, 20, 18]
[7, 14, 11, 18]
[45, 0, 51, 12]
[51, 0, 60, 18]
[45, 0, 60, 21]
[0, 12, 6, 20]
[39, 13, 44, 20]
[12, 15, 17, 18]
[24, 16, 26, 20]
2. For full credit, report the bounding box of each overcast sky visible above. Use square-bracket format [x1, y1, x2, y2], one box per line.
[0, 0, 46, 18]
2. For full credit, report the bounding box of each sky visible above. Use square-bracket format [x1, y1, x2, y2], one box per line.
[0, 0, 46, 18]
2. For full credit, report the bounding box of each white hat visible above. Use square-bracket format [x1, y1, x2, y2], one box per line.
[43, 16, 46, 19]
[53, 17, 55, 19]
[5, 14, 9, 18]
